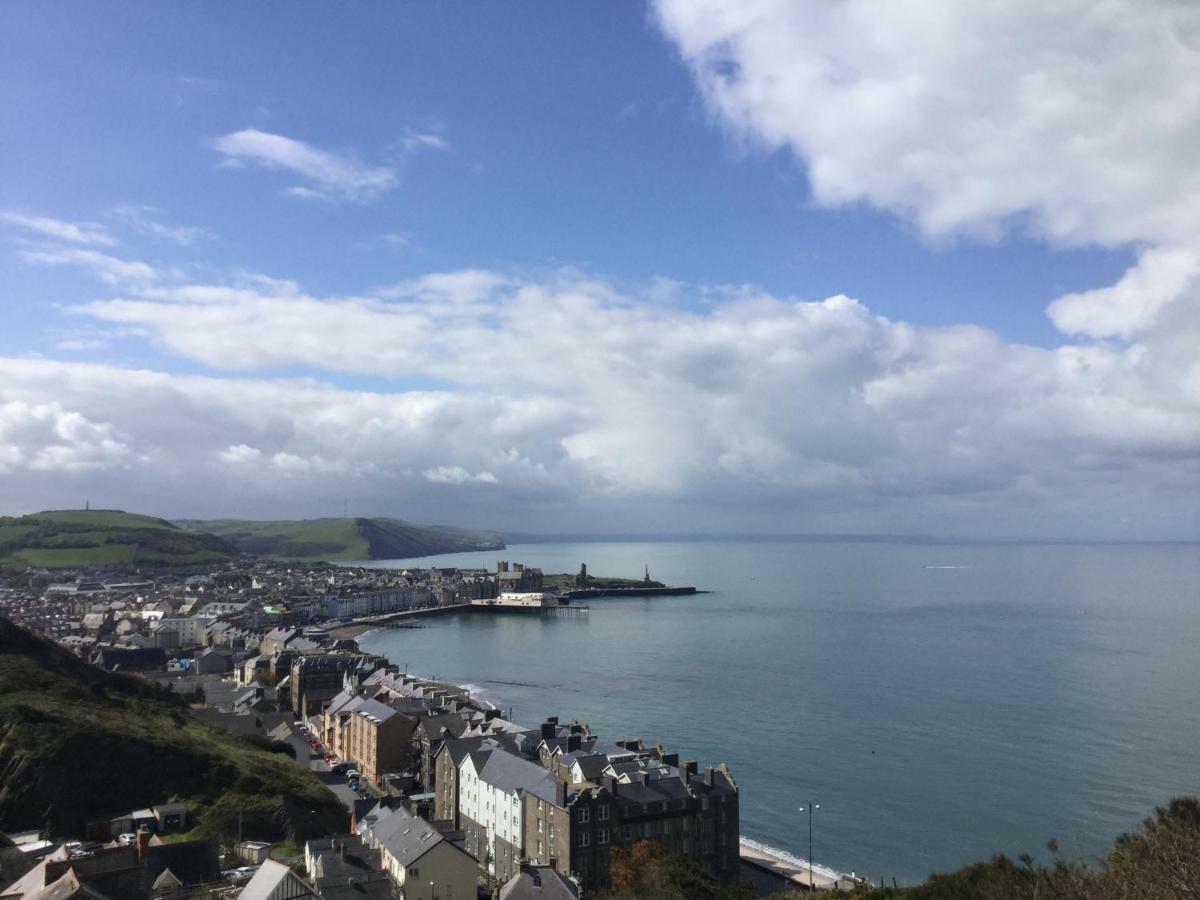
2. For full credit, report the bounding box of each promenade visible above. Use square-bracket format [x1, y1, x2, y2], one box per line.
[739, 840, 859, 893]
[326, 603, 473, 638]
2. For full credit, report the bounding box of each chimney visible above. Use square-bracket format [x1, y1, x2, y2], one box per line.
[569, 721, 583, 735]
[603, 776, 617, 795]
[683, 761, 698, 778]
[555, 780, 567, 807]
[540, 719, 556, 739]
[566, 734, 581, 753]
[662, 753, 679, 768]
[136, 826, 151, 860]
[704, 767, 715, 787]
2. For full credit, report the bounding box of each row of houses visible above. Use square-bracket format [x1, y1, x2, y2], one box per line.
[314, 668, 740, 893]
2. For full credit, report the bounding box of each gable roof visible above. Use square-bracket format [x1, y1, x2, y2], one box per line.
[370, 807, 445, 868]
[238, 859, 315, 900]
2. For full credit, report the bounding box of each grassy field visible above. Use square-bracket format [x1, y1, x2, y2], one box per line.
[177, 518, 370, 560]
[0, 509, 237, 570]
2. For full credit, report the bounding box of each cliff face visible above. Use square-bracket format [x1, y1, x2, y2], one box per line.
[0, 619, 344, 842]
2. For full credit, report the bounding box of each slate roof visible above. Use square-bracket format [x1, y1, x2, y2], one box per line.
[479, 749, 557, 801]
[498, 866, 580, 900]
[354, 698, 399, 725]
[370, 806, 445, 868]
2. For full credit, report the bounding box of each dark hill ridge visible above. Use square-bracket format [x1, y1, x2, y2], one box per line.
[177, 516, 505, 560]
[0, 617, 344, 842]
[0, 510, 238, 571]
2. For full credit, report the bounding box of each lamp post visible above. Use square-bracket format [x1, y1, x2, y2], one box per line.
[798, 802, 820, 891]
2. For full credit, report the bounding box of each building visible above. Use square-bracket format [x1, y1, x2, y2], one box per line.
[495, 562, 544, 593]
[304, 835, 392, 900]
[290, 654, 383, 720]
[237, 859, 317, 900]
[345, 699, 415, 787]
[499, 865, 579, 900]
[457, 746, 559, 883]
[365, 805, 475, 900]
[470, 592, 553, 610]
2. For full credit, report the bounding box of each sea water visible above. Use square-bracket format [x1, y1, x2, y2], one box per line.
[355, 540, 1200, 884]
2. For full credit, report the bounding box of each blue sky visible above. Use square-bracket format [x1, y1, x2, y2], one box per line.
[0, 2, 1197, 538]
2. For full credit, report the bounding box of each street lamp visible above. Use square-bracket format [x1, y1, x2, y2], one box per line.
[798, 802, 820, 891]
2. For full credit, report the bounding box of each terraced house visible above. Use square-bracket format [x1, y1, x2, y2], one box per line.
[440, 716, 740, 891]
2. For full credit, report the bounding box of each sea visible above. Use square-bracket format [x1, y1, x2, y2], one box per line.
[353, 539, 1200, 884]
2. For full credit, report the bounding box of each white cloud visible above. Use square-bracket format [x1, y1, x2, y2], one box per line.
[111, 204, 212, 246]
[19, 248, 158, 284]
[25, 264, 1197, 537]
[653, 0, 1200, 250]
[219, 444, 262, 465]
[399, 130, 451, 154]
[1, 212, 115, 246]
[0, 400, 133, 475]
[213, 129, 398, 202]
[424, 466, 498, 485]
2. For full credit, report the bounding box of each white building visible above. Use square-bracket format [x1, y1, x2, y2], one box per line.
[458, 745, 556, 882]
[471, 592, 552, 609]
[152, 615, 215, 648]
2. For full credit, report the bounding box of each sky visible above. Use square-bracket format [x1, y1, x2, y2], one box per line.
[0, 1, 1197, 539]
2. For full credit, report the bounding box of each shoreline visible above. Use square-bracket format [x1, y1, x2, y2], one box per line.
[326, 602, 474, 639]
[350, 632, 860, 892]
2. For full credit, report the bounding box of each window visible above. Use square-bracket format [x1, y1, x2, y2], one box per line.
[622, 826, 632, 840]
[537, 840, 544, 856]
[598, 828, 609, 845]
[537, 799, 543, 811]
[577, 807, 590, 823]
[597, 804, 609, 821]
[537, 818, 543, 833]
[578, 832, 591, 848]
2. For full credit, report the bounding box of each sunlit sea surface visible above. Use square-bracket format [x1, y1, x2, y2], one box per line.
[355, 540, 1200, 883]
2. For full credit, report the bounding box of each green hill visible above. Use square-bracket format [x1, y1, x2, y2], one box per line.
[0, 510, 239, 571]
[178, 516, 505, 561]
[0, 617, 345, 843]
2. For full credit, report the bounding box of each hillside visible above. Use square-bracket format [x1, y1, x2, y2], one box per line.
[0, 617, 345, 843]
[178, 516, 505, 561]
[0, 510, 239, 571]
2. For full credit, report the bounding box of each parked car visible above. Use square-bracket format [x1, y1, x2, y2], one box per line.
[346, 769, 360, 782]
[332, 762, 349, 775]
[117, 833, 137, 846]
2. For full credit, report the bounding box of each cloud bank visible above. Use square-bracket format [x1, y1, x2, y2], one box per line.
[1, 2, 1198, 538]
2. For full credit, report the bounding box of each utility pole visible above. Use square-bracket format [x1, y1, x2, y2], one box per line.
[799, 802, 820, 890]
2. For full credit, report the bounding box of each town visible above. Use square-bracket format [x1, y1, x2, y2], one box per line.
[0, 558, 820, 900]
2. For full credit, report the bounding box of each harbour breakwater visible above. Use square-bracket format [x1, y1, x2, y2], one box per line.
[558, 584, 701, 599]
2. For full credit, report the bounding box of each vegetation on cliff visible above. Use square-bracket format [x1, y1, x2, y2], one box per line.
[177, 516, 504, 561]
[0, 618, 345, 844]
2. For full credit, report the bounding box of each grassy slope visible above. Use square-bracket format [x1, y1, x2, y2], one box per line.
[0, 510, 238, 570]
[180, 518, 370, 560]
[0, 618, 345, 843]
[180, 516, 504, 561]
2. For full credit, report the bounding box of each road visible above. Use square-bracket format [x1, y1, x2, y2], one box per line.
[309, 755, 376, 810]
